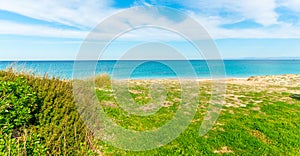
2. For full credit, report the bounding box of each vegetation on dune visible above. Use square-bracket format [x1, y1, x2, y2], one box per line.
[0, 69, 97, 155]
[94, 74, 112, 88]
[1, 69, 300, 155]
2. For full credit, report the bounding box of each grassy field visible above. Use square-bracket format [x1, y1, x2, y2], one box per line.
[1, 70, 300, 155]
[94, 77, 300, 155]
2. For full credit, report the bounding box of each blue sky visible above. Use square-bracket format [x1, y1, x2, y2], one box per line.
[0, 0, 300, 60]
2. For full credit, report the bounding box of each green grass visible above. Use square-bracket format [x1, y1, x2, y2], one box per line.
[1, 70, 299, 155]
[94, 80, 300, 155]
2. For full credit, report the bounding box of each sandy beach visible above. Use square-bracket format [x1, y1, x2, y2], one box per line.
[112, 74, 300, 87]
[110, 74, 300, 109]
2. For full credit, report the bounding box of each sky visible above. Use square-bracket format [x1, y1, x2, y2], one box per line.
[0, 0, 300, 60]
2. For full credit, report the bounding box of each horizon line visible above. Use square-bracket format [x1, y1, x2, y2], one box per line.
[1, 58, 300, 61]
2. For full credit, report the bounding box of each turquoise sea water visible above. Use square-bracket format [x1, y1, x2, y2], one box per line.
[0, 60, 299, 79]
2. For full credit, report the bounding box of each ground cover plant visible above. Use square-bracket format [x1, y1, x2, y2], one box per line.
[1, 70, 299, 155]
[94, 77, 300, 155]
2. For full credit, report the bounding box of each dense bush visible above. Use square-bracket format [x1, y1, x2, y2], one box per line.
[0, 77, 37, 133]
[0, 70, 97, 155]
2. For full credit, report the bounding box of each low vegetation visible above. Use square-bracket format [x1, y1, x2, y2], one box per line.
[0, 69, 96, 155]
[1, 69, 299, 155]
[95, 78, 300, 155]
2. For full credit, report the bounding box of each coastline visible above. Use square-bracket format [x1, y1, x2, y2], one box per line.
[1, 60, 300, 80]
[111, 74, 300, 85]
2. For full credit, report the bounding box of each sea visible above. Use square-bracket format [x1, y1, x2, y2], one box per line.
[0, 60, 299, 80]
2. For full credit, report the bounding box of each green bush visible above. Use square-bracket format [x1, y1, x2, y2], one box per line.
[0, 70, 97, 155]
[0, 77, 37, 133]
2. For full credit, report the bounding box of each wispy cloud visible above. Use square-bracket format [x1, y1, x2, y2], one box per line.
[0, 0, 300, 40]
[180, 0, 278, 26]
[0, 20, 88, 38]
[279, 0, 300, 13]
[0, 0, 116, 28]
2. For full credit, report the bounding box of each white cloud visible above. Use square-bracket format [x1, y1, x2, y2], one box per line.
[180, 0, 278, 26]
[0, 20, 88, 38]
[0, 0, 300, 40]
[0, 0, 116, 28]
[278, 0, 300, 12]
[192, 13, 300, 39]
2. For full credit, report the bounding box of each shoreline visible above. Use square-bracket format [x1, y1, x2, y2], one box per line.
[1, 69, 299, 85]
[1, 60, 300, 80]
[111, 74, 299, 81]
[110, 74, 300, 88]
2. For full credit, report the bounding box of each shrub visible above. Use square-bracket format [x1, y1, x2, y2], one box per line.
[0, 77, 37, 133]
[94, 74, 111, 88]
[0, 70, 97, 155]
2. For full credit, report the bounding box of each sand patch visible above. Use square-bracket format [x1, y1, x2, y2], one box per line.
[163, 101, 174, 107]
[214, 146, 233, 154]
[102, 102, 117, 108]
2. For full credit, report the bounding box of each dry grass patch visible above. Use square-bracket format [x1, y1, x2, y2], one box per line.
[250, 130, 272, 144]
